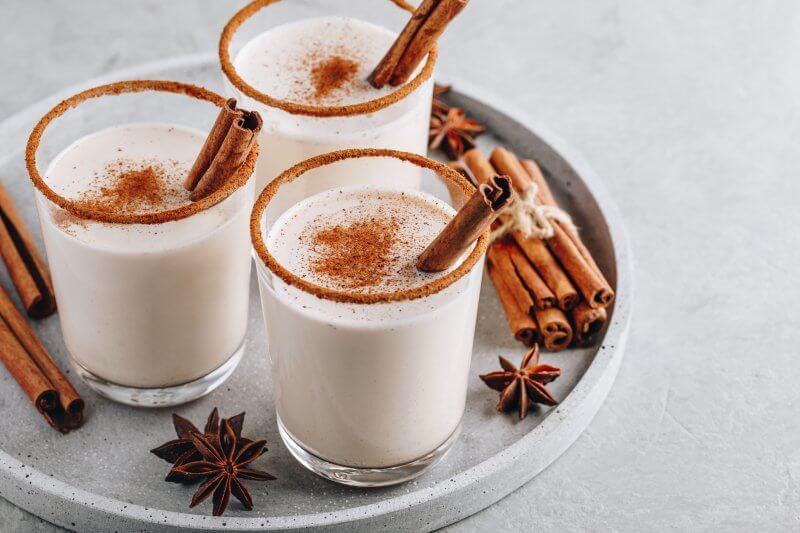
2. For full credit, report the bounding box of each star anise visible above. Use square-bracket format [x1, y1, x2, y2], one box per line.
[150, 408, 248, 483]
[169, 420, 275, 516]
[429, 106, 486, 160]
[479, 344, 561, 420]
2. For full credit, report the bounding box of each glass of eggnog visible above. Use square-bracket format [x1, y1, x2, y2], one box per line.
[251, 148, 488, 486]
[220, 0, 436, 196]
[26, 81, 257, 407]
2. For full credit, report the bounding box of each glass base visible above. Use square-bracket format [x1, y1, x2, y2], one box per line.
[71, 342, 245, 408]
[278, 416, 461, 487]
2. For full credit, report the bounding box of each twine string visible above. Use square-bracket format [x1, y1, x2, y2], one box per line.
[489, 181, 576, 243]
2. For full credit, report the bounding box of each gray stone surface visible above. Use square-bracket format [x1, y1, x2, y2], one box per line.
[1, 0, 798, 531]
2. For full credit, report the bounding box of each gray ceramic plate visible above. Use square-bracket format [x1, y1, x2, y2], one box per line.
[0, 54, 632, 532]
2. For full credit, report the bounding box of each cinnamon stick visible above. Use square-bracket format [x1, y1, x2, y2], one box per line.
[506, 240, 555, 309]
[487, 242, 534, 314]
[462, 148, 578, 310]
[491, 147, 614, 309]
[533, 307, 573, 352]
[0, 284, 83, 432]
[463, 147, 496, 186]
[191, 110, 262, 201]
[571, 301, 607, 347]
[183, 98, 242, 191]
[486, 254, 538, 346]
[417, 174, 512, 272]
[369, 0, 469, 88]
[522, 159, 606, 281]
[512, 235, 578, 310]
[0, 182, 56, 319]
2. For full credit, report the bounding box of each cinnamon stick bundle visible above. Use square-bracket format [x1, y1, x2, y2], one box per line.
[486, 251, 538, 346]
[185, 101, 262, 201]
[490, 147, 614, 309]
[0, 284, 83, 432]
[463, 148, 578, 310]
[369, 0, 469, 88]
[571, 301, 607, 347]
[417, 174, 512, 272]
[0, 182, 56, 319]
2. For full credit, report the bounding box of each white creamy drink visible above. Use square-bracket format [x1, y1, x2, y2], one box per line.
[38, 123, 252, 395]
[232, 16, 433, 195]
[256, 186, 483, 472]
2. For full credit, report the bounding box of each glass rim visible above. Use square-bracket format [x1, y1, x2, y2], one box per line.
[249, 148, 489, 305]
[25, 79, 257, 225]
[219, 0, 438, 118]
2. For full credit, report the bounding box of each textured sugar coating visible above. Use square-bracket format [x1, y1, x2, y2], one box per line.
[235, 17, 398, 107]
[270, 187, 455, 294]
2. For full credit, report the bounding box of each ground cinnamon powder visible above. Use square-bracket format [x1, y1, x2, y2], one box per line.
[76, 159, 186, 216]
[310, 55, 359, 99]
[310, 216, 399, 289]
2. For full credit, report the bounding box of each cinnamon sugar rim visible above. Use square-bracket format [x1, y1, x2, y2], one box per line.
[250, 148, 489, 305]
[219, 0, 437, 118]
[25, 80, 257, 225]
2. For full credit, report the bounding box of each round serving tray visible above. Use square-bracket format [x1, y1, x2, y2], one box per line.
[0, 54, 632, 532]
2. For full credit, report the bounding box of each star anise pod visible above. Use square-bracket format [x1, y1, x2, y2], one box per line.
[429, 106, 486, 160]
[150, 408, 248, 483]
[479, 344, 561, 420]
[170, 420, 275, 516]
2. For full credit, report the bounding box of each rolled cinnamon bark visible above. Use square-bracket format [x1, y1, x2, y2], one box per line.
[184, 98, 242, 191]
[369, 0, 438, 88]
[492, 147, 614, 309]
[506, 240, 555, 309]
[571, 301, 607, 347]
[486, 243, 534, 314]
[489, 147, 532, 193]
[486, 253, 538, 346]
[533, 307, 573, 352]
[370, 0, 469, 88]
[462, 147, 578, 310]
[191, 111, 263, 201]
[521, 158, 606, 280]
[512, 234, 578, 310]
[389, 0, 469, 87]
[417, 174, 512, 272]
[0, 285, 83, 432]
[463, 147, 495, 186]
[520, 159, 555, 205]
[0, 182, 56, 319]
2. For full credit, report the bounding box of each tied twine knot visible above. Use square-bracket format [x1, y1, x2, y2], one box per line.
[489, 181, 576, 243]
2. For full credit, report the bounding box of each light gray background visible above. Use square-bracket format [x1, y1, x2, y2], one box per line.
[1, 0, 797, 531]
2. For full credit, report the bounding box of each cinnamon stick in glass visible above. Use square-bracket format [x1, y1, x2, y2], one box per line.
[184, 98, 242, 191]
[191, 111, 263, 201]
[491, 147, 614, 309]
[417, 174, 512, 272]
[533, 307, 573, 352]
[486, 252, 539, 346]
[369, 0, 469, 88]
[0, 284, 83, 432]
[463, 148, 577, 310]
